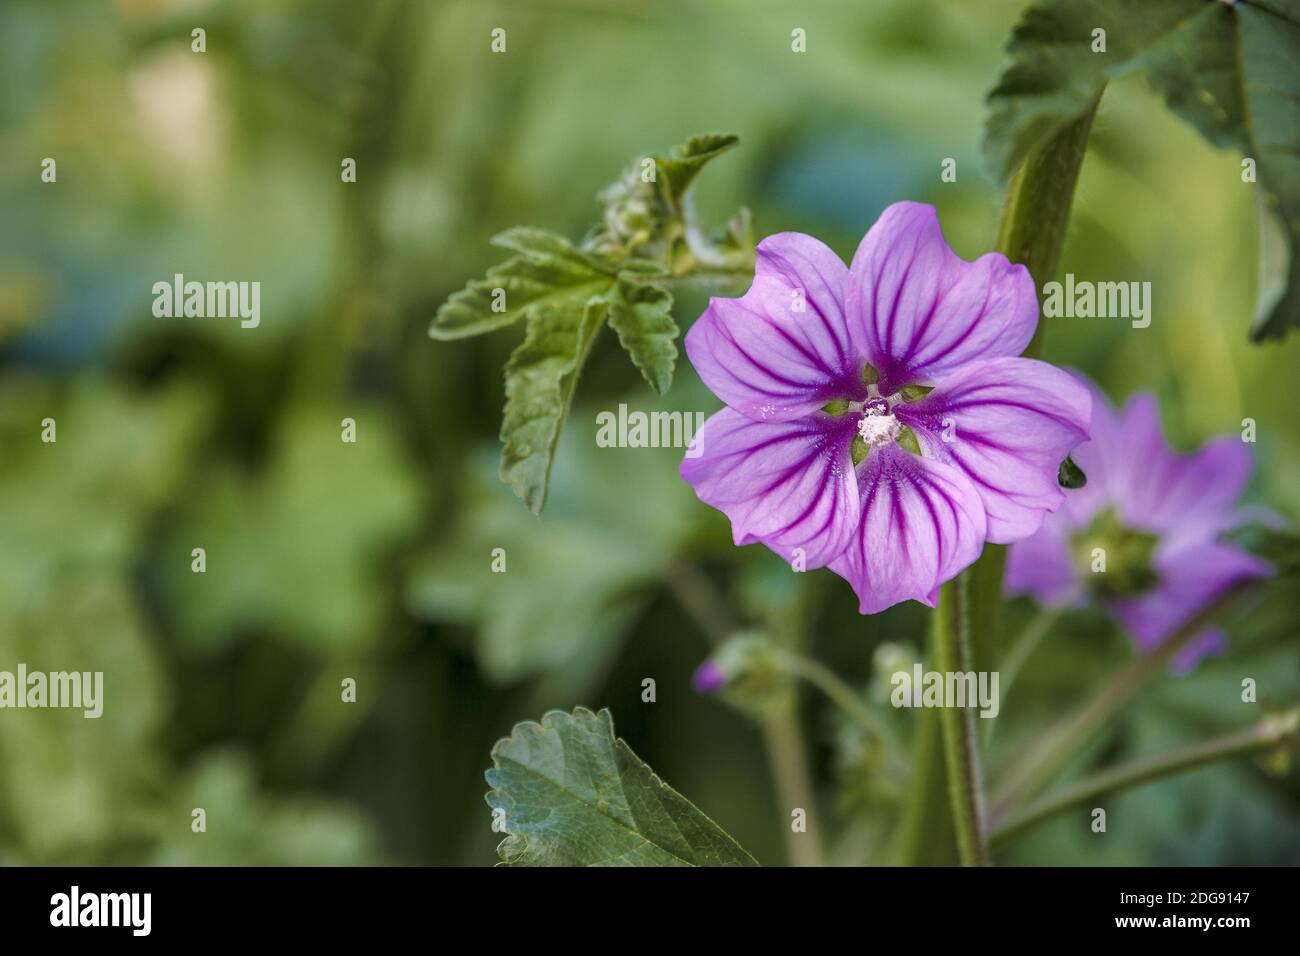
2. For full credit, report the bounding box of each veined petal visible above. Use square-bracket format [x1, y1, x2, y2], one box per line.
[1112, 395, 1254, 537]
[827, 445, 986, 614]
[754, 231, 857, 368]
[844, 202, 1037, 393]
[895, 357, 1091, 543]
[1003, 517, 1083, 608]
[1110, 538, 1270, 667]
[684, 233, 860, 422]
[680, 407, 860, 567]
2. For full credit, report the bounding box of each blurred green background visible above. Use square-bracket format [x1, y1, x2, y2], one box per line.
[1, 0, 1297, 866]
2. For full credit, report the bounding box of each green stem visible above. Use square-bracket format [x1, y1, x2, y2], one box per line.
[933, 576, 991, 865]
[998, 606, 1062, 704]
[997, 89, 1104, 361]
[661, 563, 736, 646]
[904, 91, 1104, 866]
[993, 706, 1300, 846]
[761, 707, 828, 868]
[983, 605, 1061, 750]
[893, 696, 958, 865]
[991, 582, 1258, 818]
[770, 647, 908, 779]
[662, 563, 824, 866]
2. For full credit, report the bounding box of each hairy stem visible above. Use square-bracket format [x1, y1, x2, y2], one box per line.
[933, 576, 991, 865]
[998, 90, 1104, 361]
[761, 707, 828, 867]
[983, 606, 1061, 749]
[906, 92, 1104, 865]
[993, 706, 1300, 846]
[770, 647, 908, 779]
[998, 606, 1062, 706]
[662, 563, 736, 646]
[991, 582, 1259, 818]
[663, 563, 824, 866]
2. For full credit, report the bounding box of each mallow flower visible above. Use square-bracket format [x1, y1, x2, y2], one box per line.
[1005, 382, 1271, 671]
[680, 202, 1091, 613]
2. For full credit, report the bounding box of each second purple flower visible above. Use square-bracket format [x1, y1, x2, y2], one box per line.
[681, 202, 1091, 613]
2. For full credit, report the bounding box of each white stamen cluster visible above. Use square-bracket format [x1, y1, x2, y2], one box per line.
[847, 386, 903, 450]
[857, 408, 901, 448]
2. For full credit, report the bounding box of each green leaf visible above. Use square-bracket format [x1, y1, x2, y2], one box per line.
[985, 1, 1203, 182]
[499, 295, 611, 513]
[1057, 453, 1087, 489]
[432, 136, 746, 512]
[429, 229, 614, 340]
[616, 259, 673, 278]
[484, 707, 758, 866]
[983, 0, 1300, 340]
[490, 226, 613, 271]
[1236, 3, 1300, 340]
[605, 279, 679, 394]
[654, 132, 740, 210]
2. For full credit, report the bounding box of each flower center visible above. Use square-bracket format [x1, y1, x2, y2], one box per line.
[823, 377, 924, 464]
[1071, 507, 1160, 598]
[857, 406, 900, 448]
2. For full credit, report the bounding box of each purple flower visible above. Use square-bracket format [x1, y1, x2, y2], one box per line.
[692, 660, 728, 695]
[1005, 382, 1271, 671]
[680, 202, 1091, 613]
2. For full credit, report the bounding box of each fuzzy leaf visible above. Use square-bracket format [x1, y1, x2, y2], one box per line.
[655, 132, 740, 210]
[983, 0, 1300, 340]
[430, 229, 613, 340]
[499, 294, 611, 513]
[484, 707, 758, 866]
[605, 280, 678, 394]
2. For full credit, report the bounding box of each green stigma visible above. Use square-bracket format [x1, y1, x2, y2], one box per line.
[1071, 507, 1160, 599]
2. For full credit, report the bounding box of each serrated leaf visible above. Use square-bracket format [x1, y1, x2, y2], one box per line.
[984, 0, 1300, 340]
[655, 132, 740, 210]
[604, 280, 678, 394]
[484, 707, 758, 866]
[1237, 2, 1300, 339]
[616, 259, 673, 278]
[430, 229, 614, 340]
[499, 293, 612, 513]
[490, 226, 614, 271]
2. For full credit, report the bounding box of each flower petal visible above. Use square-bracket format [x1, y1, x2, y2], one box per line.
[1003, 517, 1083, 608]
[684, 233, 861, 422]
[895, 357, 1091, 543]
[844, 202, 1037, 392]
[680, 407, 860, 567]
[1110, 538, 1270, 668]
[827, 444, 986, 613]
[1111, 395, 1254, 538]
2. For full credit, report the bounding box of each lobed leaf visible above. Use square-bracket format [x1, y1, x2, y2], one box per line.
[983, 0, 1300, 339]
[605, 279, 679, 394]
[654, 132, 741, 211]
[430, 229, 614, 340]
[485, 707, 758, 866]
[498, 294, 611, 513]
